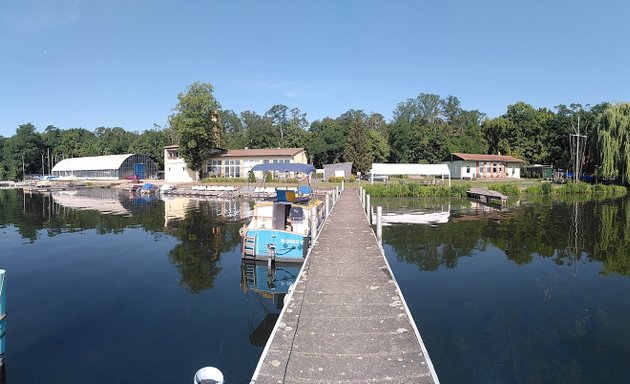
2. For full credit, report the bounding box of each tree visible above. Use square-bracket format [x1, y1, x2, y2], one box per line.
[343, 111, 373, 174]
[306, 118, 347, 168]
[220, 110, 247, 149]
[596, 103, 630, 183]
[169, 82, 222, 178]
[3, 123, 45, 179]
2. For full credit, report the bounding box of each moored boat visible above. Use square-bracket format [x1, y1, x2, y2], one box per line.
[241, 163, 324, 262]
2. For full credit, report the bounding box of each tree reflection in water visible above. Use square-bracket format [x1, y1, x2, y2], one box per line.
[383, 196, 630, 276]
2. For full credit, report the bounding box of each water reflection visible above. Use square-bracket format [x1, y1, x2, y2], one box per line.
[379, 196, 630, 383]
[240, 260, 301, 346]
[381, 196, 630, 276]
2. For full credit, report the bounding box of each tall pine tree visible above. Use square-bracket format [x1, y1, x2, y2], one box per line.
[343, 111, 373, 174]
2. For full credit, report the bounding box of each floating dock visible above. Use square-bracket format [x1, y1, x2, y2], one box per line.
[467, 187, 508, 205]
[250, 190, 439, 383]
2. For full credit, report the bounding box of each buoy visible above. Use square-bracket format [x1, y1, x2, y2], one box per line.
[194, 366, 224, 384]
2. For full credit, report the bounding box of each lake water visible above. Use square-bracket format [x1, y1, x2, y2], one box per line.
[0, 188, 288, 383]
[1, 189, 629, 383]
[377, 196, 630, 384]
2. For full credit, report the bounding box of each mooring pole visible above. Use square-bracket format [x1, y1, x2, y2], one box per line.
[341, 179, 344, 192]
[376, 207, 383, 244]
[366, 195, 371, 223]
[310, 206, 318, 242]
[325, 194, 330, 217]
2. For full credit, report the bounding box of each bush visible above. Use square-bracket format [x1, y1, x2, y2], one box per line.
[247, 171, 256, 182]
[328, 176, 344, 183]
[487, 183, 520, 196]
[265, 171, 273, 183]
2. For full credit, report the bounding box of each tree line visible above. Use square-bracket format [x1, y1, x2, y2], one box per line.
[1, 81, 629, 183]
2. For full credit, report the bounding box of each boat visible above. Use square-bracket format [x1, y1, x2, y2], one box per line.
[241, 163, 324, 262]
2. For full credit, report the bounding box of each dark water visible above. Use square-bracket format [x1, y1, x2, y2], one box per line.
[0, 188, 288, 384]
[2, 190, 630, 383]
[377, 197, 630, 384]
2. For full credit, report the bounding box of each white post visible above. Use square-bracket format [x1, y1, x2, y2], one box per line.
[366, 194, 371, 223]
[376, 206, 383, 244]
[325, 194, 330, 216]
[310, 206, 318, 242]
[362, 188, 366, 207]
[341, 179, 344, 191]
[336, 186, 339, 198]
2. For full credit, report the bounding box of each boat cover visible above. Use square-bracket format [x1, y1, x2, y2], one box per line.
[250, 163, 315, 174]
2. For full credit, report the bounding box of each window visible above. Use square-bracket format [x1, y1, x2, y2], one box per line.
[208, 160, 222, 176]
[466, 166, 471, 174]
[492, 163, 497, 173]
[225, 160, 240, 178]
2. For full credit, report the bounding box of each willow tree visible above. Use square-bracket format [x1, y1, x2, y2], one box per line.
[597, 103, 630, 184]
[169, 82, 222, 179]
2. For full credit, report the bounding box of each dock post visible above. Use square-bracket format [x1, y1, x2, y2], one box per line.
[336, 186, 339, 199]
[325, 194, 330, 216]
[366, 195, 371, 223]
[310, 206, 318, 241]
[0, 269, 6, 369]
[341, 179, 344, 191]
[362, 188, 366, 207]
[376, 206, 383, 244]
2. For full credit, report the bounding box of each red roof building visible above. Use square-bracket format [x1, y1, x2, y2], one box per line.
[443, 153, 524, 179]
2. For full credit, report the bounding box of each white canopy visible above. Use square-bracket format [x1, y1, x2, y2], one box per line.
[369, 163, 451, 186]
[52, 154, 133, 172]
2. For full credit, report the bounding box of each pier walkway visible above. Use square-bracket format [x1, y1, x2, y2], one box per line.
[251, 190, 439, 383]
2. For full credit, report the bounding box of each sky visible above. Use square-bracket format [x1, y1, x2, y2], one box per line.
[1, 0, 629, 137]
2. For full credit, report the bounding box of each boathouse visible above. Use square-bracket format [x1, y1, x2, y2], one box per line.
[51, 154, 159, 180]
[443, 153, 524, 179]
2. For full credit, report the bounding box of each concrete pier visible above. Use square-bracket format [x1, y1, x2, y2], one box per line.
[251, 190, 439, 383]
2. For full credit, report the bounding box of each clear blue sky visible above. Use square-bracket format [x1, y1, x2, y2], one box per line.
[1, 0, 628, 137]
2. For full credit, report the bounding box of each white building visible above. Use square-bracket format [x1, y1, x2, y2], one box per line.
[443, 153, 524, 179]
[164, 146, 308, 183]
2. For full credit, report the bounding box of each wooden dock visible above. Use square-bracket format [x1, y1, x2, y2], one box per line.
[467, 187, 508, 205]
[250, 190, 439, 383]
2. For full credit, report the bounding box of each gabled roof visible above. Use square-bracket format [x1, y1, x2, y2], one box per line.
[51, 154, 134, 172]
[218, 148, 304, 158]
[446, 153, 524, 163]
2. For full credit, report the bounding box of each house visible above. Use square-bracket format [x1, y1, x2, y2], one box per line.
[443, 153, 524, 179]
[164, 146, 308, 182]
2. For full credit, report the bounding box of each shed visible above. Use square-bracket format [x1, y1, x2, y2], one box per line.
[323, 162, 353, 181]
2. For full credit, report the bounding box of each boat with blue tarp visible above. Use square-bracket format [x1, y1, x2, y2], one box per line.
[241, 163, 324, 262]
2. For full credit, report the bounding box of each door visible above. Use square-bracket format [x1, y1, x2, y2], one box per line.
[134, 163, 145, 179]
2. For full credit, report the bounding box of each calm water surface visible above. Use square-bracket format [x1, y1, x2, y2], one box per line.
[0, 188, 285, 383]
[2, 189, 629, 383]
[377, 196, 630, 384]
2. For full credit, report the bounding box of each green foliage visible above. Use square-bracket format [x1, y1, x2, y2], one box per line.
[364, 183, 470, 197]
[596, 103, 630, 184]
[327, 176, 345, 183]
[169, 82, 222, 174]
[554, 182, 592, 195]
[343, 111, 373, 174]
[487, 183, 521, 196]
[247, 171, 256, 182]
[265, 171, 273, 183]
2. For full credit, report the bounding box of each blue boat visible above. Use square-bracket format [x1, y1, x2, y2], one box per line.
[241, 163, 324, 262]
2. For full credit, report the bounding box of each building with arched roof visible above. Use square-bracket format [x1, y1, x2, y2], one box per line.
[51, 154, 158, 180]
